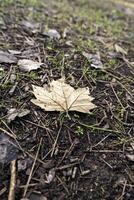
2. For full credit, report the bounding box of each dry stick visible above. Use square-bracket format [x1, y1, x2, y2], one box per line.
[0, 127, 17, 139]
[56, 139, 78, 167]
[110, 83, 125, 110]
[91, 133, 111, 149]
[78, 121, 121, 134]
[0, 126, 49, 167]
[56, 175, 69, 194]
[51, 123, 63, 157]
[8, 160, 16, 200]
[18, 183, 37, 188]
[23, 138, 42, 198]
[104, 69, 133, 96]
[100, 157, 113, 169]
[120, 183, 134, 188]
[123, 57, 134, 75]
[1, 120, 20, 140]
[89, 149, 123, 153]
[0, 125, 25, 154]
[3, 65, 13, 84]
[103, 70, 133, 97]
[56, 162, 80, 170]
[24, 119, 52, 132]
[117, 180, 127, 200]
[0, 187, 7, 196]
[117, 80, 133, 99]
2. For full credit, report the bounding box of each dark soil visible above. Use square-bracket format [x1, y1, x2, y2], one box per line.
[0, 0, 134, 199]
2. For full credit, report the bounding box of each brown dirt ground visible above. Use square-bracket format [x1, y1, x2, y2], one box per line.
[0, 0, 134, 199]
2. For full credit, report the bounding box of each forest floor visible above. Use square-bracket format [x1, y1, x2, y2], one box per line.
[0, 0, 134, 199]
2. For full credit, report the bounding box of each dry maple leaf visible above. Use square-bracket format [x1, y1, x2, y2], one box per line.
[31, 78, 96, 113]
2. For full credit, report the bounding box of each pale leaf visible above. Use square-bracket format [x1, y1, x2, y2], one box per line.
[7, 108, 30, 123]
[82, 51, 103, 69]
[31, 78, 96, 113]
[47, 29, 61, 39]
[18, 59, 42, 72]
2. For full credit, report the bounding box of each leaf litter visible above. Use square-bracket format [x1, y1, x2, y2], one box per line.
[7, 108, 30, 123]
[82, 51, 103, 69]
[42, 29, 61, 40]
[31, 78, 96, 113]
[18, 59, 42, 72]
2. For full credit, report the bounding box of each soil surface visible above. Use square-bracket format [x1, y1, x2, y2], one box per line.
[0, 0, 134, 199]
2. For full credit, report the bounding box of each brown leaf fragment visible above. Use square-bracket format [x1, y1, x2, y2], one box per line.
[31, 78, 96, 113]
[45, 168, 55, 183]
[18, 59, 42, 72]
[114, 44, 127, 55]
[82, 51, 103, 69]
[8, 50, 21, 55]
[7, 108, 30, 123]
[42, 29, 61, 39]
[126, 154, 134, 162]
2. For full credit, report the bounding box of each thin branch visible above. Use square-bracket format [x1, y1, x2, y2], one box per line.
[51, 122, 63, 157]
[8, 160, 16, 200]
[78, 121, 121, 134]
[23, 138, 42, 198]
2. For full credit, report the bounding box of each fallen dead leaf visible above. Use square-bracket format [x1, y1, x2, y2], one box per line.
[48, 29, 61, 39]
[82, 52, 103, 69]
[21, 20, 39, 29]
[18, 59, 42, 72]
[31, 78, 96, 113]
[42, 29, 61, 39]
[21, 20, 40, 33]
[45, 168, 55, 183]
[18, 157, 32, 171]
[7, 108, 30, 123]
[8, 50, 21, 55]
[114, 44, 127, 55]
[126, 154, 134, 162]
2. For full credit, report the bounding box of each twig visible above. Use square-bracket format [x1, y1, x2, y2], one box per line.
[8, 160, 16, 200]
[51, 123, 63, 157]
[0, 127, 17, 139]
[0, 187, 7, 196]
[88, 149, 123, 153]
[91, 133, 111, 148]
[18, 183, 37, 188]
[23, 138, 42, 198]
[0, 124, 25, 153]
[100, 157, 113, 169]
[78, 121, 121, 134]
[110, 83, 125, 110]
[56, 162, 80, 170]
[103, 70, 133, 98]
[56, 175, 69, 194]
[24, 119, 52, 132]
[116, 80, 133, 98]
[117, 180, 127, 200]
